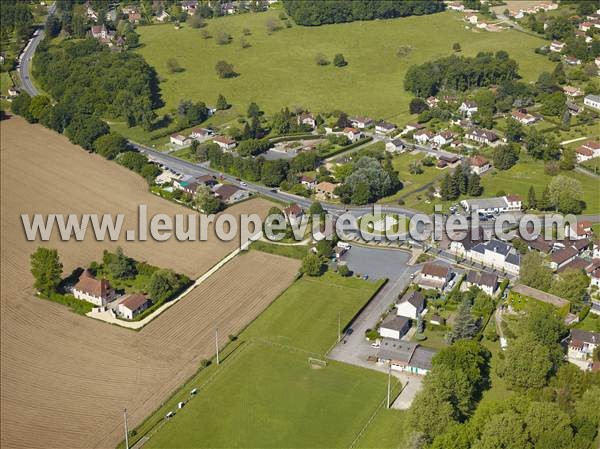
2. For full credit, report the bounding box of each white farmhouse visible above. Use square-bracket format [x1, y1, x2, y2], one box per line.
[396, 290, 425, 319]
[118, 293, 149, 320]
[72, 270, 115, 306]
[379, 315, 411, 340]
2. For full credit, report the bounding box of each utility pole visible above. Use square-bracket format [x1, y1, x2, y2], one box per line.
[215, 327, 220, 366]
[386, 363, 392, 409]
[338, 312, 341, 342]
[123, 408, 129, 449]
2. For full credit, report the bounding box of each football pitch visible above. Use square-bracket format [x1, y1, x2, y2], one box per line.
[131, 271, 406, 448]
[146, 341, 392, 448]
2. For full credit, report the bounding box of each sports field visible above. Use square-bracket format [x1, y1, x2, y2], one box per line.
[133, 10, 553, 125]
[135, 272, 396, 448]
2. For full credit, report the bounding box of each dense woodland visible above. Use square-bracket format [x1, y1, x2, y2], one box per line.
[404, 52, 520, 97]
[33, 39, 159, 131]
[282, 0, 445, 26]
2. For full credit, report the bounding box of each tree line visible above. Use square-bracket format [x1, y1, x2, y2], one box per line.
[282, 0, 445, 26]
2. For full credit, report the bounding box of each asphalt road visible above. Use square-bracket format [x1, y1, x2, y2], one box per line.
[17, 4, 55, 97]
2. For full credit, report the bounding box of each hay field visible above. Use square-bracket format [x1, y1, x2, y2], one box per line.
[0, 117, 300, 449]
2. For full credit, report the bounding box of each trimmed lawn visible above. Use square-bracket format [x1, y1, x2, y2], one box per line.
[355, 409, 410, 449]
[146, 342, 391, 449]
[126, 10, 553, 144]
[380, 152, 445, 204]
[479, 161, 600, 214]
[133, 272, 394, 449]
[244, 272, 385, 354]
[582, 158, 600, 174]
[404, 158, 600, 214]
[575, 313, 600, 333]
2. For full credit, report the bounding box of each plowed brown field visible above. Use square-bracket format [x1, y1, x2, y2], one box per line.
[0, 117, 300, 449]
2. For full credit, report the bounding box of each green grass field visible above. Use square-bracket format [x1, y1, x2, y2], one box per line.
[379, 152, 445, 204]
[132, 10, 553, 129]
[134, 272, 401, 448]
[402, 158, 600, 214]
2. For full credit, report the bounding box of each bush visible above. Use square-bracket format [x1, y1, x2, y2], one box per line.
[333, 53, 347, 67]
[366, 329, 380, 341]
[338, 264, 351, 277]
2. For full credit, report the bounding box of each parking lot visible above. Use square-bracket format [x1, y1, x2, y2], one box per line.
[339, 245, 413, 281]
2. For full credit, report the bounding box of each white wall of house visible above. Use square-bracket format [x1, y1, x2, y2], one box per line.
[73, 289, 112, 307]
[379, 327, 402, 340]
[396, 302, 419, 319]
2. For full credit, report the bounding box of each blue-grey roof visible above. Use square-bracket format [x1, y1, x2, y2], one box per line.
[506, 253, 521, 266]
[484, 239, 512, 256]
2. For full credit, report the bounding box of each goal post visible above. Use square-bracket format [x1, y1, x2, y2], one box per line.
[308, 357, 327, 368]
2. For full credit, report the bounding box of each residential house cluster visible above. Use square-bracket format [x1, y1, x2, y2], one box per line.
[508, 2, 557, 19]
[72, 270, 150, 320]
[172, 175, 249, 205]
[169, 129, 238, 151]
[450, 234, 522, 275]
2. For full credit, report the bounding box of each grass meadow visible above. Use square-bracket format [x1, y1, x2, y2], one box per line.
[129, 270, 411, 448]
[398, 157, 600, 214]
[132, 10, 553, 129]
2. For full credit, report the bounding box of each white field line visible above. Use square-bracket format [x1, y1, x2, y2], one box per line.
[86, 233, 262, 329]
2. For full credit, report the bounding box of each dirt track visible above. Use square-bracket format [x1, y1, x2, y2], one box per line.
[0, 117, 300, 449]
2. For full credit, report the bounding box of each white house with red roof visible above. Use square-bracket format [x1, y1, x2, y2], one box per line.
[550, 41, 566, 52]
[575, 140, 600, 163]
[283, 203, 304, 224]
[343, 127, 362, 142]
[73, 270, 115, 307]
[213, 135, 237, 151]
[511, 110, 538, 125]
[563, 86, 584, 98]
[470, 155, 491, 175]
[117, 293, 149, 320]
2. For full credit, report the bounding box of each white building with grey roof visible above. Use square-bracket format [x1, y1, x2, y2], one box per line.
[377, 339, 437, 375]
[464, 239, 521, 275]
